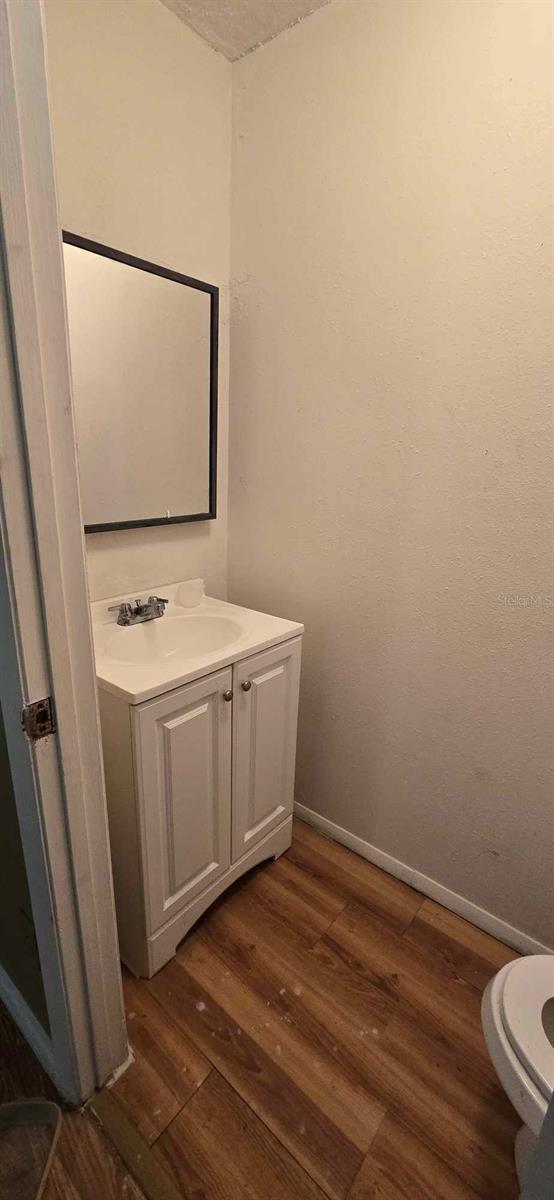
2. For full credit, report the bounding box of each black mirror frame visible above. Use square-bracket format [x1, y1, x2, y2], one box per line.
[62, 230, 218, 534]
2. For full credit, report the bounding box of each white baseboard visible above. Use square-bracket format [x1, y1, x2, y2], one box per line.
[294, 802, 553, 957]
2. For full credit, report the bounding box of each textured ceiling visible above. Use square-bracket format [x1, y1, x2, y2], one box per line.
[159, 0, 331, 60]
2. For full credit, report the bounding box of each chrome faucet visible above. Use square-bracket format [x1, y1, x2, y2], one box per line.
[108, 596, 168, 626]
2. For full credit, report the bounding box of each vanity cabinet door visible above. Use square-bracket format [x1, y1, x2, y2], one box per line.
[232, 637, 302, 861]
[133, 668, 232, 933]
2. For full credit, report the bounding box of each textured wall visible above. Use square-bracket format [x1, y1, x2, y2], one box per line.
[230, 0, 554, 945]
[45, 0, 231, 601]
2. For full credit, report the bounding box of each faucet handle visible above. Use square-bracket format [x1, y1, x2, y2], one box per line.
[107, 601, 133, 625]
[146, 595, 168, 617]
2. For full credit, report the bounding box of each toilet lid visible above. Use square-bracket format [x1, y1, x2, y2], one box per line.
[500, 955, 554, 1101]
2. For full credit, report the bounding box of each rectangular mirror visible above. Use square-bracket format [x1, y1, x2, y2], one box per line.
[62, 232, 218, 532]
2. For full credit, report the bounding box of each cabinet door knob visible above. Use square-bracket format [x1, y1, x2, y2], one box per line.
[223, 690, 233, 702]
[241, 680, 252, 692]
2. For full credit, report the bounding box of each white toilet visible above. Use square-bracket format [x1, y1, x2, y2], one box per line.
[482, 954, 554, 1188]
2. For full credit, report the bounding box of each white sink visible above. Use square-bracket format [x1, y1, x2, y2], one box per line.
[91, 578, 304, 704]
[102, 613, 242, 665]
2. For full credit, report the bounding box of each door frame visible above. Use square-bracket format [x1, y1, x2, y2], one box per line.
[0, 0, 127, 1101]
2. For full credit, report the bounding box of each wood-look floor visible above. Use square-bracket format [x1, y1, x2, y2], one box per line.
[96, 819, 521, 1200]
[0, 1003, 146, 1200]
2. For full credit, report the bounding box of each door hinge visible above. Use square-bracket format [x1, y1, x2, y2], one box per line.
[22, 696, 56, 740]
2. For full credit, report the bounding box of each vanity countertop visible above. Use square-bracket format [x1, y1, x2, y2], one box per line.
[91, 579, 303, 704]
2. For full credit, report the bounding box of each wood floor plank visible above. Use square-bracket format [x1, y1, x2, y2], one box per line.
[268, 852, 348, 926]
[110, 971, 211, 1144]
[45, 1109, 146, 1200]
[192, 849, 343, 961]
[231, 972, 522, 1200]
[183, 891, 517, 1196]
[322, 902, 491, 1061]
[188, 900, 517, 1196]
[382, 1006, 516, 1146]
[180, 927, 386, 1155]
[289, 821, 424, 933]
[403, 898, 518, 991]
[43, 1161, 82, 1200]
[195, 872, 396, 1034]
[155, 1070, 329, 1200]
[379, 1013, 519, 1198]
[319, 903, 519, 1198]
[197, 860, 336, 965]
[240, 857, 342, 947]
[347, 1112, 484, 1200]
[147, 956, 365, 1200]
[92, 1088, 184, 1200]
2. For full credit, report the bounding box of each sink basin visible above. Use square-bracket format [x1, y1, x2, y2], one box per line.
[102, 613, 242, 665]
[91, 579, 304, 704]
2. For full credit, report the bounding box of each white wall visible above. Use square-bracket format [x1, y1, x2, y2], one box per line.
[230, 0, 554, 946]
[44, 0, 231, 600]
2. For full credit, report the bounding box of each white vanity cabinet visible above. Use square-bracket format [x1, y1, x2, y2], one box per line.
[134, 667, 233, 934]
[98, 633, 302, 978]
[232, 640, 302, 860]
